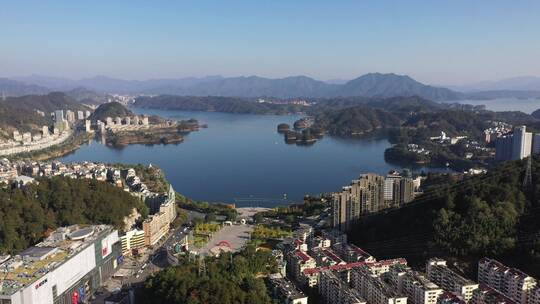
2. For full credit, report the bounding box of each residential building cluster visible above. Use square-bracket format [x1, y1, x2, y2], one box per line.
[101, 115, 149, 130]
[0, 108, 93, 156]
[52, 109, 91, 133]
[484, 122, 512, 144]
[268, 273, 309, 304]
[407, 143, 431, 155]
[257, 98, 313, 106]
[332, 172, 421, 231]
[430, 130, 492, 161]
[0, 159, 178, 256]
[274, 228, 540, 304]
[430, 131, 468, 145]
[0, 225, 121, 304]
[477, 258, 539, 304]
[427, 259, 478, 302]
[92, 114, 184, 136]
[106, 94, 136, 105]
[495, 126, 540, 161]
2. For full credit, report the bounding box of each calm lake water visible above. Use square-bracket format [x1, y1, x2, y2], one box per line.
[58, 109, 446, 207]
[452, 98, 540, 114]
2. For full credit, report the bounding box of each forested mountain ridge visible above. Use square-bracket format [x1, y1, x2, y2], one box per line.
[349, 155, 540, 277]
[64, 87, 109, 105]
[89, 102, 134, 121]
[0, 92, 90, 138]
[533, 108, 540, 120]
[0, 103, 50, 137]
[339, 73, 463, 100]
[310, 106, 402, 136]
[135, 95, 307, 114]
[0, 177, 147, 253]
[2, 92, 89, 113]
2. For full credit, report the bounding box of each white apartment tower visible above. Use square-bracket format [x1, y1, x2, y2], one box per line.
[511, 126, 532, 160]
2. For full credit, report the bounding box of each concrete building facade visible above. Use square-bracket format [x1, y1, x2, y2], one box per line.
[478, 258, 536, 304]
[426, 258, 478, 302]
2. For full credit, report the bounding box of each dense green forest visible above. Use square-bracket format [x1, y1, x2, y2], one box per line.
[310, 106, 401, 136]
[89, 101, 134, 121]
[253, 197, 328, 231]
[177, 195, 238, 221]
[349, 155, 540, 277]
[134, 95, 306, 115]
[0, 176, 147, 253]
[141, 246, 276, 304]
[383, 110, 493, 170]
[64, 87, 109, 105]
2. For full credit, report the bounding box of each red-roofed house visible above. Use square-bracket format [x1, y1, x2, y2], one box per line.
[287, 250, 316, 283]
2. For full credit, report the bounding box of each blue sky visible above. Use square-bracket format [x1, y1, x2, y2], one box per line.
[1, 0, 539, 84]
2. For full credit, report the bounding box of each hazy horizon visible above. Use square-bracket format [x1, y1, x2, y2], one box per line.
[1, 0, 539, 85]
[5, 72, 540, 88]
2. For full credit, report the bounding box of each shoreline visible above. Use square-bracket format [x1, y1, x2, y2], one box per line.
[7, 132, 93, 162]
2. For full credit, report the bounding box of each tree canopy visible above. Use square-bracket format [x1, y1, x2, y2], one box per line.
[141, 246, 277, 304]
[0, 176, 147, 253]
[349, 155, 540, 276]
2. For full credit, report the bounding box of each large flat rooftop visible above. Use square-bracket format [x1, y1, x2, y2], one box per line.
[0, 225, 113, 296]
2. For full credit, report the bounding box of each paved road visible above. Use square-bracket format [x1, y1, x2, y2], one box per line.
[91, 223, 192, 303]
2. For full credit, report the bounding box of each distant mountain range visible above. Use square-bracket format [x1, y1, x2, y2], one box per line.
[2, 73, 540, 101]
[0, 78, 50, 96]
[3, 73, 463, 101]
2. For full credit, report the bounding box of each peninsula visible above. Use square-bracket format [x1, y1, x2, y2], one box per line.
[89, 102, 202, 147]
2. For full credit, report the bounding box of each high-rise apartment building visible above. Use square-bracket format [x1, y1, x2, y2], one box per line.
[332, 173, 385, 231]
[495, 135, 514, 162]
[511, 126, 533, 160]
[532, 134, 540, 155]
[495, 126, 534, 161]
[54, 110, 64, 122]
[478, 258, 537, 304]
[333, 173, 414, 231]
